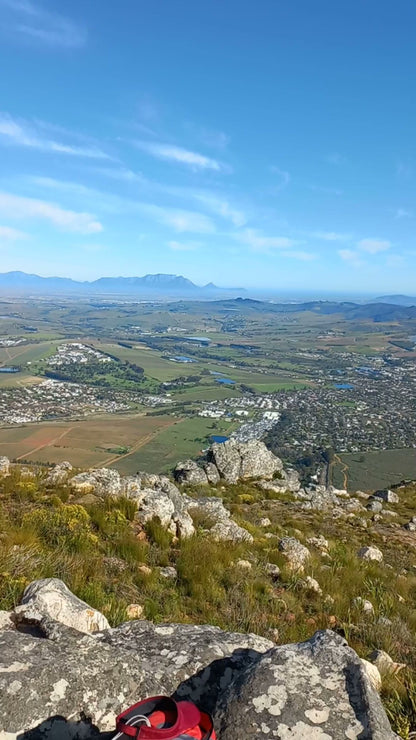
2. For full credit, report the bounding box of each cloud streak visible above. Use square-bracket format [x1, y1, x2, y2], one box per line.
[0, 0, 87, 48]
[357, 238, 391, 254]
[0, 113, 111, 159]
[0, 224, 27, 241]
[311, 231, 350, 242]
[133, 140, 225, 171]
[0, 191, 102, 234]
[239, 228, 298, 253]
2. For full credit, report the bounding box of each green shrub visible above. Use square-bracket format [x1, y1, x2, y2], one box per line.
[23, 503, 97, 551]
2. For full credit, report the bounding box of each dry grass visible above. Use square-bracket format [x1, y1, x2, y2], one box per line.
[1, 466, 416, 735]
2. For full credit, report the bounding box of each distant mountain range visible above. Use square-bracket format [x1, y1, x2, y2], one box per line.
[213, 297, 416, 322]
[373, 294, 416, 307]
[0, 272, 242, 297]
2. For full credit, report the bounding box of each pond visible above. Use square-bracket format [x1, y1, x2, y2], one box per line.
[334, 383, 354, 390]
[0, 367, 19, 373]
[211, 435, 229, 443]
[216, 378, 235, 385]
[169, 356, 196, 363]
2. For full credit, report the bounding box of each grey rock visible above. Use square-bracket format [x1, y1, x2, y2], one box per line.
[0, 613, 272, 736]
[208, 439, 242, 483]
[352, 597, 374, 614]
[159, 566, 177, 579]
[208, 440, 282, 484]
[373, 489, 399, 504]
[187, 497, 253, 543]
[70, 468, 123, 497]
[357, 546, 383, 563]
[367, 499, 384, 513]
[306, 535, 329, 552]
[19, 578, 109, 634]
[174, 460, 208, 485]
[215, 630, 395, 739]
[298, 576, 322, 595]
[0, 610, 14, 630]
[45, 461, 73, 485]
[0, 456, 10, 475]
[265, 563, 281, 579]
[203, 462, 220, 485]
[278, 537, 310, 572]
[404, 516, 416, 531]
[259, 517, 271, 527]
[369, 649, 406, 676]
[135, 488, 176, 531]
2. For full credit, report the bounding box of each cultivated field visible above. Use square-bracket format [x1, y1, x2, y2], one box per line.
[0, 414, 176, 468]
[332, 448, 416, 491]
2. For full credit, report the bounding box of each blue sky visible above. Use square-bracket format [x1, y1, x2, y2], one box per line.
[0, 0, 415, 293]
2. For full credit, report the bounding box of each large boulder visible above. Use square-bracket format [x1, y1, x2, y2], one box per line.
[45, 461, 73, 486]
[215, 630, 395, 739]
[208, 439, 282, 484]
[0, 584, 395, 739]
[17, 578, 109, 633]
[373, 489, 399, 504]
[174, 460, 208, 485]
[357, 546, 383, 563]
[239, 440, 283, 480]
[70, 468, 123, 497]
[208, 440, 242, 483]
[0, 606, 272, 736]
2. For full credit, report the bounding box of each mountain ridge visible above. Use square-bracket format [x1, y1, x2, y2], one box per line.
[0, 271, 241, 296]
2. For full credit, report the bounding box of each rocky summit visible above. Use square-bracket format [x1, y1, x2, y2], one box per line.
[1, 439, 415, 738]
[0, 579, 395, 739]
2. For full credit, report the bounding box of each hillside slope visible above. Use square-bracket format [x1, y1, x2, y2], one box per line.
[1, 442, 416, 736]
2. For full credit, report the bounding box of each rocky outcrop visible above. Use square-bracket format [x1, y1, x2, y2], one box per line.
[0, 583, 395, 739]
[173, 440, 284, 486]
[17, 578, 110, 633]
[174, 459, 208, 485]
[215, 630, 395, 739]
[0, 455, 10, 475]
[45, 461, 73, 485]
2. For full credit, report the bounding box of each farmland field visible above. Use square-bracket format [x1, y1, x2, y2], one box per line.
[0, 414, 176, 468]
[112, 415, 239, 474]
[332, 448, 416, 491]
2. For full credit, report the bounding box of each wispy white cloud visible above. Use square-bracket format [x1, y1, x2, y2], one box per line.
[192, 193, 246, 227]
[338, 249, 362, 267]
[270, 166, 290, 190]
[167, 240, 200, 252]
[28, 175, 219, 234]
[357, 238, 391, 254]
[394, 207, 413, 219]
[0, 191, 102, 233]
[94, 167, 246, 225]
[138, 204, 215, 233]
[238, 228, 298, 253]
[0, 113, 111, 159]
[0, 224, 27, 241]
[0, 0, 87, 48]
[311, 231, 351, 242]
[132, 140, 226, 172]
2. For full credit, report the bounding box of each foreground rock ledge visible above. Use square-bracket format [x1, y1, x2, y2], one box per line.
[0, 583, 395, 739]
